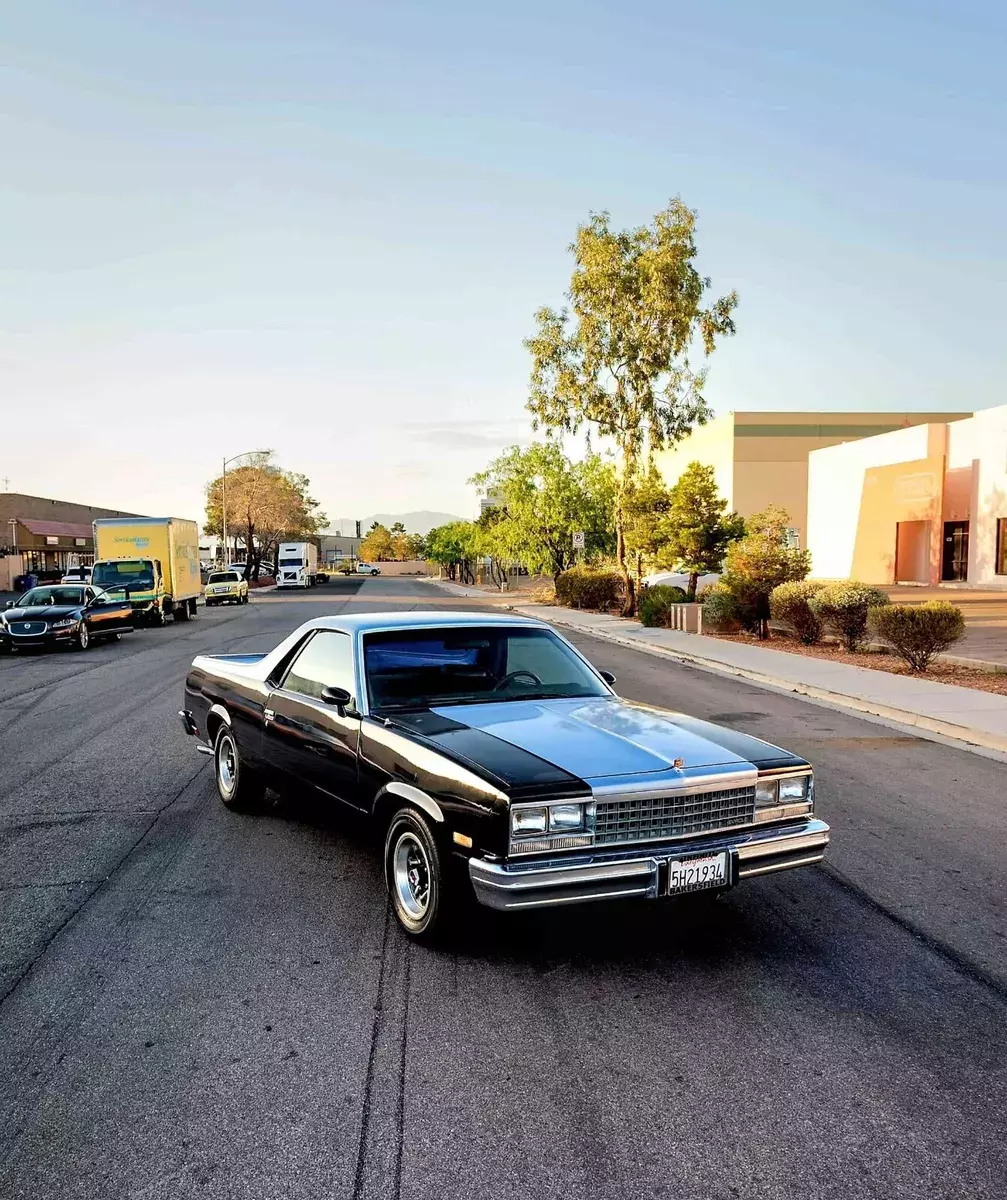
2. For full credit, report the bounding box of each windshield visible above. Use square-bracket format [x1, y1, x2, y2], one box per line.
[17, 586, 87, 608]
[209, 572, 239, 583]
[363, 626, 609, 711]
[93, 560, 154, 589]
[279, 557, 304, 567]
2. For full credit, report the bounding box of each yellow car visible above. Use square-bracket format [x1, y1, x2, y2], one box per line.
[204, 570, 249, 607]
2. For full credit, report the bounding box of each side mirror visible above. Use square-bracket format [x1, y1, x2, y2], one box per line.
[320, 685, 353, 713]
[599, 670, 617, 686]
[4, 601, 13, 610]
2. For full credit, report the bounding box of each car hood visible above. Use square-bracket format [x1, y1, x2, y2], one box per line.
[423, 696, 800, 782]
[3, 604, 82, 621]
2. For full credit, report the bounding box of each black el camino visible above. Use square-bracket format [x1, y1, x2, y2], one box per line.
[180, 612, 829, 939]
[0, 584, 134, 653]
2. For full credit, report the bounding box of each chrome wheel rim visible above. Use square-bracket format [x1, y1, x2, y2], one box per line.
[392, 831, 431, 920]
[217, 735, 236, 797]
[79, 626, 89, 648]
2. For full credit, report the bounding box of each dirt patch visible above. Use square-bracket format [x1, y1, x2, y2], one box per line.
[708, 632, 1007, 695]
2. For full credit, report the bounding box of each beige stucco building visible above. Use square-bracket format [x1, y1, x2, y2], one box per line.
[654, 410, 970, 546]
[807, 404, 1007, 585]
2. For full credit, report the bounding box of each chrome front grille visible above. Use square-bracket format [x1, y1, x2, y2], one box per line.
[594, 785, 756, 846]
[12, 621, 48, 636]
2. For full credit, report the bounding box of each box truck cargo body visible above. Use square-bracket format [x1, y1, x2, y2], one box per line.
[92, 518, 201, 625]
[276, 542, 318, 588]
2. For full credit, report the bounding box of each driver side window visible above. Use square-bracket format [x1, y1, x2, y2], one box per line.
[281, 631, 355, 702]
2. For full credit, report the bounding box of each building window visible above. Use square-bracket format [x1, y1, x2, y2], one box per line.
[997, 519, 1007, 575]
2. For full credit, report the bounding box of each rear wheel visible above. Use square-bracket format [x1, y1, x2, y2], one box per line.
[384, 808, 454, 940]
[213, 725, 265, 812]
[173, 603, 189, 623]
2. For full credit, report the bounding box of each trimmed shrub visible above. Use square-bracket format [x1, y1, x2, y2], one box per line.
[701, 583, 739, 632]
[638, 584, 688, 628]
[720, 505, 811, 637]
[555, 566, 624, 612]
[870, 601, 965, 671]
[809, 582, 890, 651]
[770, 580, 827, 644]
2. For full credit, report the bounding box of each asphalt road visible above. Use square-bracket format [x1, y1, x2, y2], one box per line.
[1, 578, 1005, 1200]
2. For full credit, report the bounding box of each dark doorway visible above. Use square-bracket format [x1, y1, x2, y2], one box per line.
[942, 521, 969, 582]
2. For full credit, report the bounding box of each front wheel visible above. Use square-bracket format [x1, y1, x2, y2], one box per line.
[384, 808, 453, 940]
[152, 604, 167, 628]
[75, 623, 91, 652]
[213, 725, 265, 812]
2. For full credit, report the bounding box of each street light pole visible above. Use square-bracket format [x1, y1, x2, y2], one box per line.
[220, 450, 268, 567]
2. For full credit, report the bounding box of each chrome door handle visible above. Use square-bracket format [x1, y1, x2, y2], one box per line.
[263, 708, 275, 723]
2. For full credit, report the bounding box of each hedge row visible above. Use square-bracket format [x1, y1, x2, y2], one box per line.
[555, 566, 624, 611]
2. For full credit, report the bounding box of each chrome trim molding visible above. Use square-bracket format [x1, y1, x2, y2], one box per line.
[470, 856, 659, 910]
[589, 763, 757, 802]
[378, 781, 445, 824]
[469, 818, 830, 912]
[207, 703, 232, 728]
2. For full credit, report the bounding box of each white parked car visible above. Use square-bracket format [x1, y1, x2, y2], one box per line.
[643, 571, 720, 593]
[61, 566, 93, 585]
[356, 562, 381, 576]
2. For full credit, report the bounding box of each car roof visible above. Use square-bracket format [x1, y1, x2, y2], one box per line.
[307, 610, 547, 635]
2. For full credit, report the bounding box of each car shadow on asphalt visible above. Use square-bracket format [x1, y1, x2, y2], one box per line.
[256, 786, 785, 969]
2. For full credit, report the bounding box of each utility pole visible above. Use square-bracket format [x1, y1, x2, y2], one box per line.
[1, 476, 10, 491]
[221, 450, 268, 567]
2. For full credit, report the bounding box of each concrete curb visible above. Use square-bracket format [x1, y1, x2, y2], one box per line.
[512, 606, 1007, 757]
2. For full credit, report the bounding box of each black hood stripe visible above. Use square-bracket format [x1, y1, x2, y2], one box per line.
[387, 709, 590, 801]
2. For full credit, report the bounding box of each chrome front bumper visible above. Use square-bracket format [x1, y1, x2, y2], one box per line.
[468, 818, 830, 911]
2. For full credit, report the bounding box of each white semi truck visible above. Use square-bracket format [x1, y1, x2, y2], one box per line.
[276, 542, 318, 589]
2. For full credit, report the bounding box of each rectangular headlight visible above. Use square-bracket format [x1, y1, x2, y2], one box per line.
[779, 775, 810, 802]
[548, 804, 584, 832]
[511, 807, 547, 835]
[755, 779, 779, 807]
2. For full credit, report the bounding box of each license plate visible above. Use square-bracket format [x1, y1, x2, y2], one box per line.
[667, 851, 728, 896]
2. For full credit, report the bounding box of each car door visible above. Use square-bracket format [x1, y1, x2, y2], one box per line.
[262, 630, 362, 806]
[83, 588, 125, 637]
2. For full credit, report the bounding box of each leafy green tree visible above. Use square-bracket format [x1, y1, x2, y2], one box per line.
[360, 523, 397, 562]
[721, 505, 810, 638]
[663, 462, 745, 599]
[622, 465, 674, 587]
[425, 520, 481, 582]
[470, 441, 616, 581]
[404, 532, 427, 560]
[525, 199, 738, 613]
[390, 521, 407, 535]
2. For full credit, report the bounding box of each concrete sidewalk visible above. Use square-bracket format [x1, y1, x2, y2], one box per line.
[426, 578, 1007, 755]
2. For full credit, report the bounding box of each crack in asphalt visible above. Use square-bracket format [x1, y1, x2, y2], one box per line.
[0, 760, 209, 1010]
[351, 903, 393, 1200]
[820, 860, 1007, 1002]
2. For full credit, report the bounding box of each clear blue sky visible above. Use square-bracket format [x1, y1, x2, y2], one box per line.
[2, 0, 1004, 524]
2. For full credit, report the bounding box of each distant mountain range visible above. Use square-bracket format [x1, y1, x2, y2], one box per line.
[327, 511, 465, 537]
